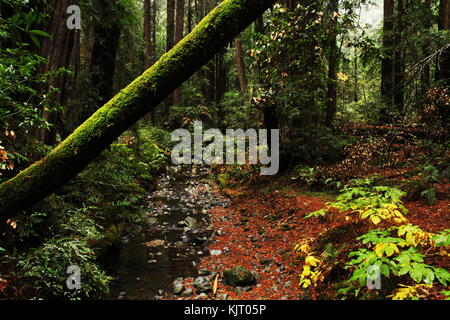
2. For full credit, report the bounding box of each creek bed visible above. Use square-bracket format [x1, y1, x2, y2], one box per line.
[102, 166, 227, 300]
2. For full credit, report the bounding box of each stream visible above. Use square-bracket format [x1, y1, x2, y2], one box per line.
[103, 166, 228, 300]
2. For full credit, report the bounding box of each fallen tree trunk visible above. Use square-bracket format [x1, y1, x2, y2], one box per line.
[0, 0, 276, 219]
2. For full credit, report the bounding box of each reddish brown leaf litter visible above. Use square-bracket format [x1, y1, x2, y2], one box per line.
[169, 188, 330, 300]
[406, 199, 450, 233]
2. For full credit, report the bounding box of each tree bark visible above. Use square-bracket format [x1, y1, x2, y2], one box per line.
[438, 0, 450, 87]
[393, 0, 405, 115]
[85, 0, 122, 122]
[325, 0, 338, 128]
[421, 0, 432, 97]
[187, 0, 194, 33]
[173, 0, 186, 106]
[0, 0, 277, 220]
[215, 48, 227, 104]
[144, 0, 153, 69]
[380, 0, 395, 124]
[33, 0, 77, 145]
[254, 14, 278, 148]
[144, 0, 155, 122]
[167, 0, 176, 52]
[235, 35, 247, 96]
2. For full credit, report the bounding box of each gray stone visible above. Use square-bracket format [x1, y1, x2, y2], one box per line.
[184, 216, 197, 229]
[198, 269, 210, 276]
[173, 282, 184, 295]
[210, 250, 222, 256]
[223, 266, 257, 287]
[194, 276, 212, 293]
[182, 287, 193, 297]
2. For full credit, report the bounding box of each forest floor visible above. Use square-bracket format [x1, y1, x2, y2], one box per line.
[167, 177, 450, 300]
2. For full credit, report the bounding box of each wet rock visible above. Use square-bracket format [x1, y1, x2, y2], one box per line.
[173, 281, 184, 295]
[146, 217, 158, 225]
[210, 250, 222, 256]
[182, 287, 193, 297]
[192, 235, 208, 245]
[198, 269, 210, 276]
[194, 276, 212, 293]
[223, 266, 257, 287]
[217, 293, 228, 300]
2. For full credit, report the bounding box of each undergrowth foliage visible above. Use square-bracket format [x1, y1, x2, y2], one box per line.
[297, 176, 450, 300]
[0, 126, 170, 299]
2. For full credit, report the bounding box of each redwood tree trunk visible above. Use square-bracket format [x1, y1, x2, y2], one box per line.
[34, 0, 77, 145]
[173, 0, 186, 106]
[421, 0, 432, 97]
[144, 0, 153, 69]
[0, 0, 277, 220]
[144, 0, 155, 122]
[85, 0, 122, 122]
[167, 0, 176, 51]
[235, 36, 248, 96]
[438, 0, 450, 87]
[393, 0, 405, 116]
[380, 0, 395, 124]
[325, 0, 338, 128]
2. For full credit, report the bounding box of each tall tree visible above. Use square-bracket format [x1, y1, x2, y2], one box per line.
[84, 0, 122, 122]
[0, 0, 277, 219]
[294, 0, 321, 129]
[144, 0, 155, 122]
[438, 0, 450, 87]
[235, 35, 248, 96]
[325, 0, 339, 128]
[33, 0, 78, 145]
[255, 15, 278, 148]
[380, 0, 395, 124]
[187, 0, 194, 33]
[421, 0, 432, 96]
[173, 0, 186, 106]
[167, 0, 176, 51]
[200, 0, 216, 105]
[144, 0, 154, 69]
[393, 0, 405, 115]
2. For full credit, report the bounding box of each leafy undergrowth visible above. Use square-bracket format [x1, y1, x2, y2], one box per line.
[171, 177, 449, 300]
[0, 126, 171, 299]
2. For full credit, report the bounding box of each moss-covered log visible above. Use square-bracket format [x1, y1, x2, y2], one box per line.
[0, 0, 276, 219]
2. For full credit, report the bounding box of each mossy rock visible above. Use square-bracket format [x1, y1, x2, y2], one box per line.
[223, 266, 257, 287]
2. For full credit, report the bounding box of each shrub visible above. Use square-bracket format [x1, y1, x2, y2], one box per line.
[15, 238, 111, 299]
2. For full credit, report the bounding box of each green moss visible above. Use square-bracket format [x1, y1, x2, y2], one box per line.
[0, 0, 276, 219]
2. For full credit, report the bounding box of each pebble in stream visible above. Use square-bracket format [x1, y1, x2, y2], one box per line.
[104, 166, 229, 300]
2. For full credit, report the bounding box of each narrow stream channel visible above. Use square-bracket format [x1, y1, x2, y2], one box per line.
[103, 166, 227, 300]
